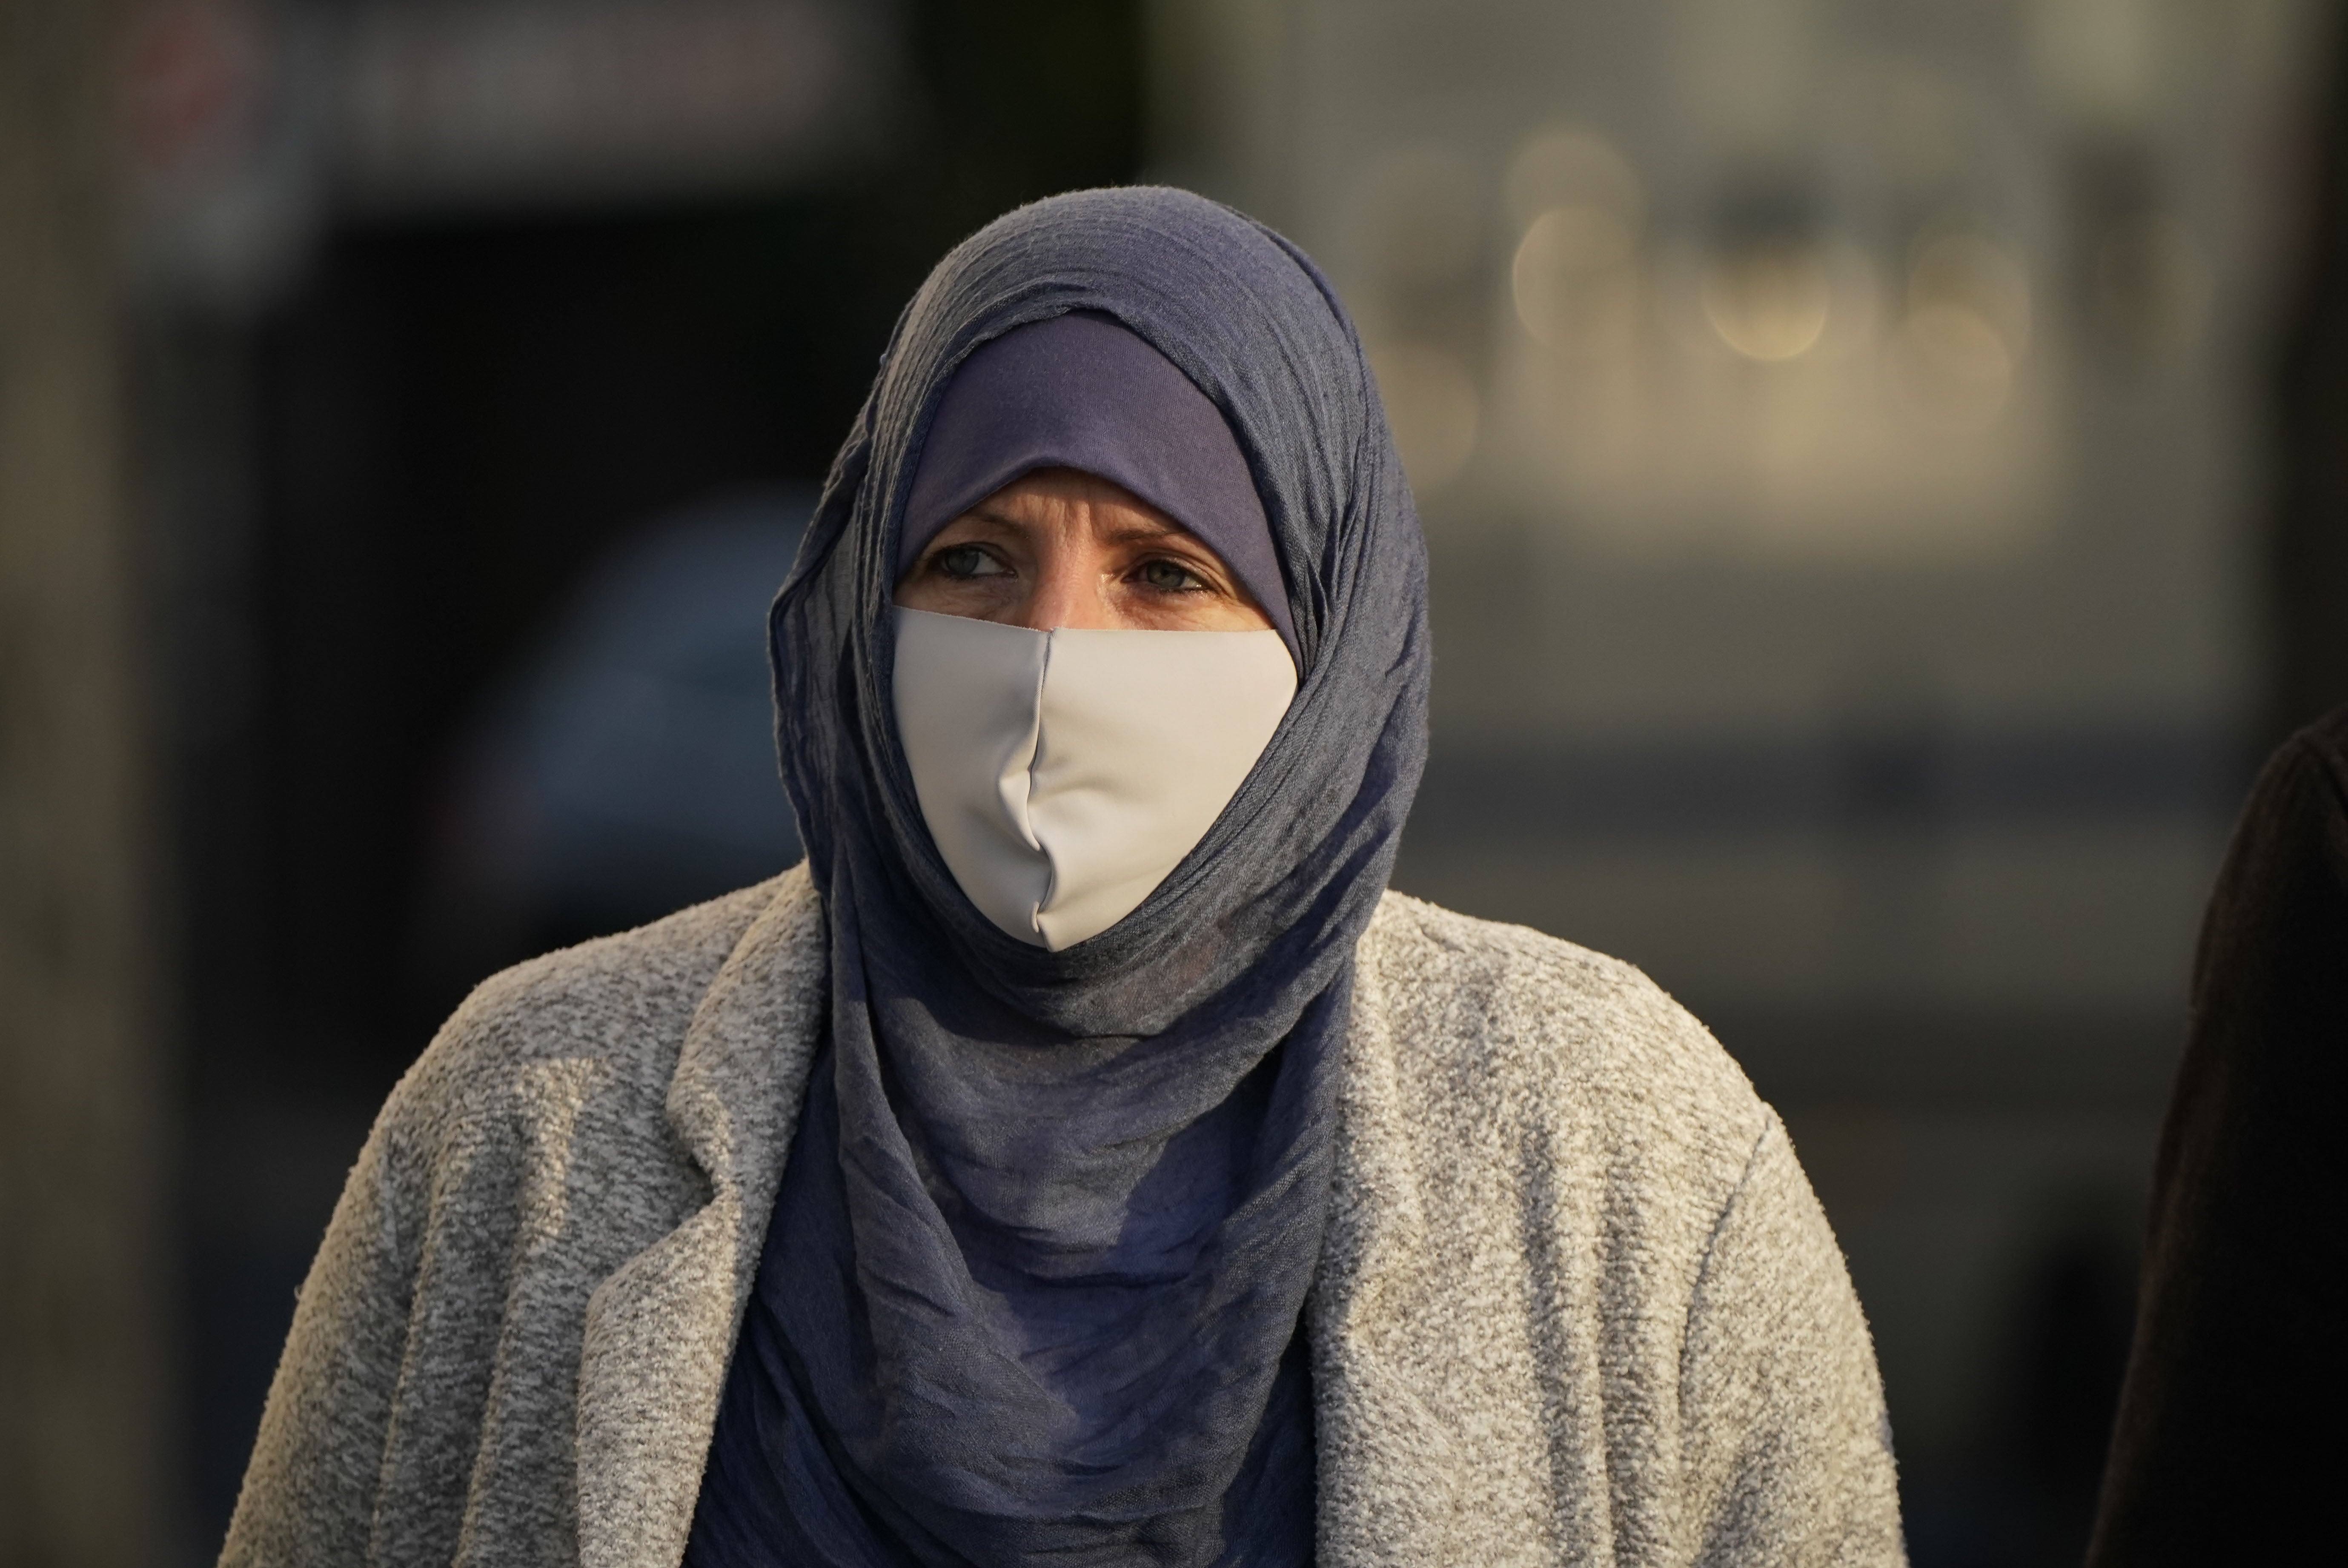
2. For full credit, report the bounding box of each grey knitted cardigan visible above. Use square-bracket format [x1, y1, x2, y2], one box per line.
[220, 866, 1904, 1566]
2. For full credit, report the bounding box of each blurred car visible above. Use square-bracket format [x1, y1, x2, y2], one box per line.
[424, 487, 811, 970]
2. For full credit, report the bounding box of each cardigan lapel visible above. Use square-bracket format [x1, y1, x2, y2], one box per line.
[573, 866, 829, 1568]
[1308, 894, 1488, 1566]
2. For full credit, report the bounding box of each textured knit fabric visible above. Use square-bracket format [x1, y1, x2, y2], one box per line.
[218, 866, 1907, 1568]
[894, 309, 1294, 657]
[741, 186, 1429, 1566]
[2085, 705, 2348, 1567]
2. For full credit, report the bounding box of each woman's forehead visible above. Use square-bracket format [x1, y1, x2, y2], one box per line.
[962, 468, 1178, 523]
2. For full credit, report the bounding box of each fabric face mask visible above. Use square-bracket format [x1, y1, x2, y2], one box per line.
[893, 605, 1297, 950]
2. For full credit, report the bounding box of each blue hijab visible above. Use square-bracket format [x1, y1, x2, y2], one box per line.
[687, 187, 1430, 1567]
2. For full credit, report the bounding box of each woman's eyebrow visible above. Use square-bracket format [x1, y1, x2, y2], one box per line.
[1098, 518, 1196, 547]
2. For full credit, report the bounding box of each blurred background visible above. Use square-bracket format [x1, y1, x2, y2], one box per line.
[3, 0, 2343, 1562]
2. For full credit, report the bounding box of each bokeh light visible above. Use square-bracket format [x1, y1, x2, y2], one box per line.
[1699, 236, 1835, 361]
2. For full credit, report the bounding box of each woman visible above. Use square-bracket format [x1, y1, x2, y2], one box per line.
[221, 188, 1902, 1567]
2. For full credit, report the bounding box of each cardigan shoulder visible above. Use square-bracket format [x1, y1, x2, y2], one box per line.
[384, 867, 810, 1145]
[220, 869, 818, 1568]
[1356, 887, 1770, 1176]
[1320, 891, 1897, 1565]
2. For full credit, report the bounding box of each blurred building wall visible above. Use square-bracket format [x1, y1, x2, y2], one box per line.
[1155, 0, 2307, 1010]
[0, 0, 172, 1562]
[1152, 1, 2322, 1562]
[2272, 15, 2348, 744]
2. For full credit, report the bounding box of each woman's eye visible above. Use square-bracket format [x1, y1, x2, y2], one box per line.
[1136, 558, 1210, 594]
[933, 544, 1008, 579]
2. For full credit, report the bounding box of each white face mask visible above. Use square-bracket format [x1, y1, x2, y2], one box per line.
[892, 607, 1297, 950]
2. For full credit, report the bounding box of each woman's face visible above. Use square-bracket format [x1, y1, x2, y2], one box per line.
[894, 467, 1275, 633]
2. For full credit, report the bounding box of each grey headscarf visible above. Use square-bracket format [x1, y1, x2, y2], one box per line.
[687, 187, 1430, 1567]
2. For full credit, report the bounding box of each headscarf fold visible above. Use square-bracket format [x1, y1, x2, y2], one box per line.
[687, 186, 1430, 1568]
